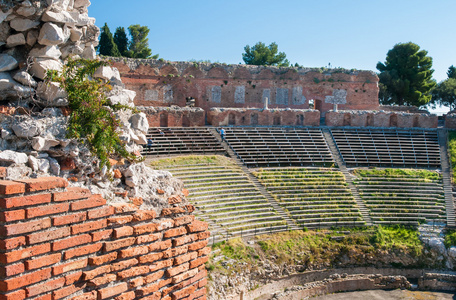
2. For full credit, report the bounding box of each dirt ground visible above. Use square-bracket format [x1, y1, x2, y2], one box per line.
[312, 290, 456, 300]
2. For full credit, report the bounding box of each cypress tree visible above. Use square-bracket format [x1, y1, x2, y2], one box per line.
[98, 23, 121, 57]
[114, 27, 129, 57]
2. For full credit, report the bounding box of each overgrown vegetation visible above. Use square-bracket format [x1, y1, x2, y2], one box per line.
[47, 58, 140, 168]
[149, 155, 234, 168]
[448, 131, 456, 176]
[354, 168, 441, 181]
[444, 229, 456, 248]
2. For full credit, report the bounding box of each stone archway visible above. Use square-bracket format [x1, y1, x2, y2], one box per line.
[160, 113, 168, 127]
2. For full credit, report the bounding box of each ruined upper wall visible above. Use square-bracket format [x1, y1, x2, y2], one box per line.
[111, 57, 380, 114]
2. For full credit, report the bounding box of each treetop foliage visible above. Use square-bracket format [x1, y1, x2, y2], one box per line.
[242, 42, 290, 67]
[430, 65, 456, 110]
[99, 23, 120, 57]
[376, 42, 436, 107]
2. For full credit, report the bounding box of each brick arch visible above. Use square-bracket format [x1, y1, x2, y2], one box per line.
[159, 65, 179, 76]
[182, 66, 205, 79]
[207, 66, 229, 79]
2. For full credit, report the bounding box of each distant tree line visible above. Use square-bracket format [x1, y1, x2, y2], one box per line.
[98, 23, 159, 59]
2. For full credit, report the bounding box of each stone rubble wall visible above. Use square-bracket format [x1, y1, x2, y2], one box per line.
[0, 176, 209, 300]
[325, 110, 438, 128]
[418, 273, 456, 291]
[111, 58, 380, 115]
[444, 113, 456, 129]
[207, 108, 320, 127]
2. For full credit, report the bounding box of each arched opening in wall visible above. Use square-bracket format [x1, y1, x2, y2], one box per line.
[314, 99, 322, 111]
[366, 114, 373, 126]
[229, 113, 236, 125]
[390, 114, 398, 127]
[251, 113, 258, 126]
[182, 115, 190, 127]
[296, 114, 304, 126]
[241, 116, 246, 125]
[343, 113, 351, 126]
[273, 115, 281, 126]
[160, 113, 168, 127]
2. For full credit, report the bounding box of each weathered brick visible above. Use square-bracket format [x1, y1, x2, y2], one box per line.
[198, 278, 208, 288]
[0, 180, 25, 195]
[148, 240, 172, 252]
[132, 210, 156, 222]
[65, 271, 83, 285]
[136, 232, 161, 245]
[149, 259, 173, 273]
[98, 282, 127, 299]
[0, 267, 51, 291]
[0, 236, 25, 250]
[53, 258, 87, 275]
[161, 207, 185, 216]
[104, 237, 135, 252]
[0, 167, 6, 178]
[163, 245, 188, 259]
[87, 206, 114, 219]
[185, 204, 195, 213]
[71, 219, 107, 234]
[0, 209, 25, 222]
[163, 227, 187, 239]
[25, 253, 61, 270]
[172, 234, 198, 247]
[166, 262, 189, 277]
[70, 291, 97, 300]
[27, 227, 70, 244]
[91, 229, 113, 242]
[115, 291, 136, 300]
[189, 256, 209, 269]
[111, 258, 138, 272]
[182, 188, 189, 197]
[26, 277, 65, 297]
[71, 194, 106, 211]
[172, 268, 199, 284]
[17, 177, 68, 192]
[2, 217, 51, 236]
[186, 220, 209, 233]
[108, 215, 133, 225]
[174, 252, 198, 265]
[117, 266, 149, 280]
[26, 202, 69, 218]
[136, 283, 159, 297]
[52, 234, 91, 251]
[113, 226, 133, 239]
[170, 284, 196, 300]
[88, 274, 116, 287]
[198, 247, 211, 257]
[197, 231, 210, 240]
[119, 245, 149, 258]
[0, 262, 24, 277]
[158, 278, 174, 295]
[0, 243, 50, 263]
[137, 291, 161, 300]
[192, 287, 207, 300]
[53, 187, 91, 202]
[53, 212, 87, 226]
[144, 270, 165, 284]
[133, 223, 158, 235]
[52, 282, 86, 300]
[173, 215, 195, 227]
[111, 203, 137, 213]
[64, 243, 103, 259]
[82, 265, 110, 280]
[0, 193, 51, 209]
[88, 252, 117, 266]
[139, 252, 163, 264]
[129, 197, 143, 206]
[188, 240, 208, 251]
[159, 219, 178, 231]
[168, 195, 182, 205]
[128, 277, 144, 288]
[0, 289, 26, 300]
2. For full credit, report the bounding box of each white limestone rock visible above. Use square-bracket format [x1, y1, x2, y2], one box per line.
[16, 1, 36, 17]
[94, 66, 121, 82]
[6, 165, 32, 180]
[47, 0, 74, 10]
[36, 81, 68, 106]
[0, 9, 12, 24]
[38, 22, 67, 46]
[32, 136, 61, 151]
[133, 132, 147, 145]
[42, 10, 76, 25]
[71, 12, 95, 26]
[13, 71, 38, 87]
[0, 72, 34, 100]
[9, 18, 40, 32]
[30, 58, 63, 80]
[27, 30, 39, 46]
[74, 0, 91, 8]
[108, 87, 136, 107]
[70, 27, 83, 42]
[29, 45, 62, 59]
[0, 150, 28, 164]
[0, 54, 18, 72]
[0, 72, 16, 90]
[81, 43, 95, 59]
[12, 119, 41, 138]
[429, 237, 447, 256]
[48, 157, 60, 175]
[6, 33, 26, 47]
[28, 155, 39, 171]
[129, 113, 149, 134]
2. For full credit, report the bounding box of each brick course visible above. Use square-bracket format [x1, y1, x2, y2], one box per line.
[0, 177, 210, 300]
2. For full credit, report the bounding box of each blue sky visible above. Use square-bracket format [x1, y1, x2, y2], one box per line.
[89, 0, 455, 114]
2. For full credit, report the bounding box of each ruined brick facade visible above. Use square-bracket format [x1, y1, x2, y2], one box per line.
[326, 111, 438, 128]
[112, 58, 380, 118]
[0, 176, 209, 300]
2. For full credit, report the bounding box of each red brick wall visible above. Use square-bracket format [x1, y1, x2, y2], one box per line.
[144, 109, 205, 127]
[0, 177, 209, 300]
[326, 111, 438, 128]
[112, 59, 379, 115]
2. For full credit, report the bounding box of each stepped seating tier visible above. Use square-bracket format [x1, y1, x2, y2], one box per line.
[331, 129, 441, 168]
[353, 169, 446, 225]
[254, 167, 365, 228]
[223, 127, 334, 168]
[142, 127, 225, 156]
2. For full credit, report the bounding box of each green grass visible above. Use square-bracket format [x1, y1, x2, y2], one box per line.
[448, 131, 456, 176]
[148, 155, 234, 168]
[444, 229, 456, 248]
[354, 168, 441, 181]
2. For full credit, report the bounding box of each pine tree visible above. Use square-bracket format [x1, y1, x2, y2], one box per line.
[376, 42, 436, 107]
[242, 42, 289, 67]
[114, 27, 129, 57]
[98, 23, 121, 57]
[127, 25, 158, 59]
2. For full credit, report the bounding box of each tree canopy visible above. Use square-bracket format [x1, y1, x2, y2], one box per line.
[127, 24, 158, 59]
[376, 42, 436, 107]
[98, 23, 120, 57]
[430, 66, 456, 110]
[242, 42, 289, 67]
[114, 27, 129, 57]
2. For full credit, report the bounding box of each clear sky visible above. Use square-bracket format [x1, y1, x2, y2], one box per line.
[89, 0, 455, 113]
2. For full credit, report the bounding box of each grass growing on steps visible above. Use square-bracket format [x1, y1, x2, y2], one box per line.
[148, 155, 234, 168]
[448, 131, 456, 176]
[353, 168, 441, 181]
